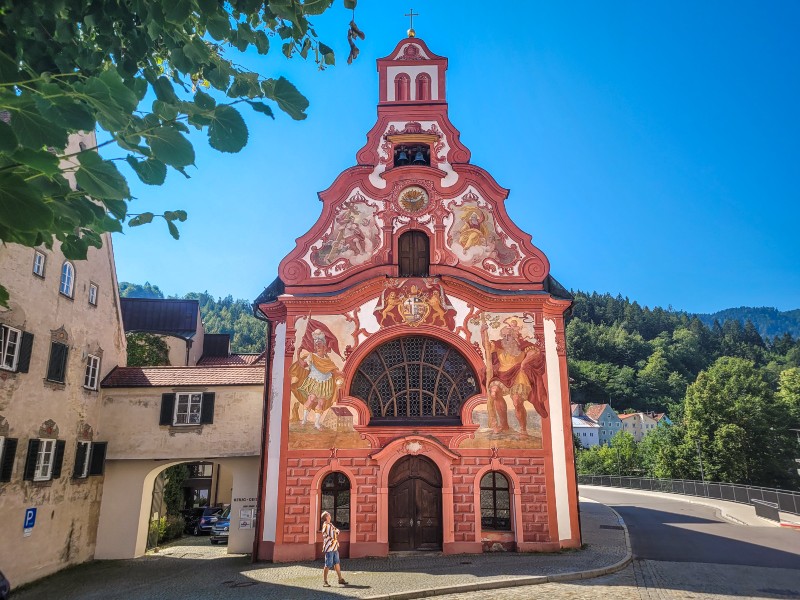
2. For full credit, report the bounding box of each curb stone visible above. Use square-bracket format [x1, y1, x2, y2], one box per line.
[362, 503, 633, 600]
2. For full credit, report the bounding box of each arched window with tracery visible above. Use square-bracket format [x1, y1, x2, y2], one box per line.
[480, 471, 511, 530]
[321, 471, 351, 530]
[394, 73, 410, 101]
[415, 73, 431, 101]
[350, 335, 479, 425]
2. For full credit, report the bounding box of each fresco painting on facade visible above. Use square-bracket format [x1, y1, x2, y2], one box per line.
[446, 193, 518, 268]
[309, 192, 382, 272]
[459, 313, 545, 449]
[374, 277, 457, 329]
[288, 316, 369, 449]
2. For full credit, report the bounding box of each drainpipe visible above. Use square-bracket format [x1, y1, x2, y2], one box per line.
[251, 309, 272, 561]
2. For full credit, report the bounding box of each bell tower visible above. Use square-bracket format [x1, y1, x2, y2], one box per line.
[377, 37, 447, 105]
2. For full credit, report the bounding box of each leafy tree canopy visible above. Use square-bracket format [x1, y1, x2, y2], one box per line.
[0, 0, 362, 305]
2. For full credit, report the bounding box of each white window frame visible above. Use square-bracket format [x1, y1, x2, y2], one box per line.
[174, 392, 203, 425]
[84, 354, 100, 390]
[75, 441, 91, 478]
[33, 251, 46, 277]
[88, 283, 98, 306]
[34, 439, 56, 481]
[0, 436, 5, 467]
[0, 324, 21, 371]
[60, 261, 75, 297]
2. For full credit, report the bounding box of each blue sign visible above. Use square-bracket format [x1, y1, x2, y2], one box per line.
[24, 507, 36, 529]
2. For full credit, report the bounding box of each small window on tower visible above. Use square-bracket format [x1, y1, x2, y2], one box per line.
[415, 73, 431, 101]
[394, 73, 410, 101]
[398, 231, 430, 277]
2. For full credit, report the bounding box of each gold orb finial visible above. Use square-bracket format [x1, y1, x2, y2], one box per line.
[404, 9, 418, 38]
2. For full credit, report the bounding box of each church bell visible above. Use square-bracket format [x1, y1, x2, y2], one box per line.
[412, 149, 426, 165]
[396, 149, 409, 165]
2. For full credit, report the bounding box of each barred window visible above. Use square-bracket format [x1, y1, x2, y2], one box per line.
[321, 472, 350, 531]
[480, 471, 511, 531]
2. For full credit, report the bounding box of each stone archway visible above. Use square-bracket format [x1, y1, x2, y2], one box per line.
[95, 456, 259, 559]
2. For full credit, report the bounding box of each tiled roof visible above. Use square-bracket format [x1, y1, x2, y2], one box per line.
[618, 413, 637, 420]
[197, 352, 265, 366]
[101, 365, 264, 388]
[585, 404, 610, 421]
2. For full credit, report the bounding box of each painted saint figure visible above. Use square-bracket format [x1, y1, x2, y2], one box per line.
[458, 207, 489, 251]
[481, 319, 548, 436]
[290, 323, 344, 430]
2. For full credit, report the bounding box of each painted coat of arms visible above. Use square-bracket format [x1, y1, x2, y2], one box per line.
[374, 277, 457, 329]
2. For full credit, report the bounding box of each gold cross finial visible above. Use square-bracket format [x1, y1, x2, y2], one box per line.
[405, 8, 418, 37]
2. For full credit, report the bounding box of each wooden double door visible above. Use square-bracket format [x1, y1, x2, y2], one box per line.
[388, 455, 442, 551]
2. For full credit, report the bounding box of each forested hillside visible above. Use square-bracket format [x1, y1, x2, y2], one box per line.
[568, 292, 800, 413]
[697, 306, 800, 339]
[570, 292, 800, 489]
[118, 282, 266, 353]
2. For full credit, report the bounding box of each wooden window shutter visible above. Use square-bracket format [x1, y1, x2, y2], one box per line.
[0, 438, 17, 482]
[159, 393, 176, 426]
[46, 342, 69, 383]
[72, 442, 88, 478]
[88, 442, 107, 476]
[200, 393, 215, 424]
[51, 440, 66, 479]
[23, 439, 40, 481]
[16, 332, 34, 373]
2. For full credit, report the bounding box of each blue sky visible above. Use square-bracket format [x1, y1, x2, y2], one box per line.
[111, 1, 800, 314]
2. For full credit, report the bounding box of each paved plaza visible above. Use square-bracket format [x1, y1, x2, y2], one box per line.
[13, 492, 800, 599]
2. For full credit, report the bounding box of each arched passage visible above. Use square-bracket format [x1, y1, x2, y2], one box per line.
[95, 456, 259, 559]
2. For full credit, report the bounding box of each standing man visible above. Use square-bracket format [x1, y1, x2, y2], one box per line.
[321, 511, 348, 587]
[481, 320, 549, 435]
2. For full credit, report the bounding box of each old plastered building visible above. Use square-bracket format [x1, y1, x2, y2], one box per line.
[0, 133, 127, 586]
[253, 36, 579, 562]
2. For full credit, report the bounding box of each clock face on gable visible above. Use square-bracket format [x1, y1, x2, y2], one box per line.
[398, 186, 430, 214]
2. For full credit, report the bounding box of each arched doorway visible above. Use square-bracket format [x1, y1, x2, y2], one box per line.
[388, 455, 442, 551]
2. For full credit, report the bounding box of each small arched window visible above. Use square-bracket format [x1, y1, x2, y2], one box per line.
[480, 471, 511, 530]
[321, 472, 351, 530]
[60, 261, 75, 297]
[394, 73, 410, 101]
[415, 73, 431, 101]
[397, 231, 429, 277]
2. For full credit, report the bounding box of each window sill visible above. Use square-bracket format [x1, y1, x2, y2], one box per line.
[83, 386, 98, 392]
[58, 292, 74, 301]
[30, 478, 54, 486]
[167, 424, 204, 434]
[43, 379, 66, 390]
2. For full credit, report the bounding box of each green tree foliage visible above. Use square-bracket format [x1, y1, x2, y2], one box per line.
[126, 332, 171, 366]
[697, 307, 800, 339]
[119, 281, 165, 299]
[0, 0, 361, 303]
[163, 464, 190, 516]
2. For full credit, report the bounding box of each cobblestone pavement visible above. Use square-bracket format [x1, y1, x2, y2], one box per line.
[14, 499, 628, 600]
[437, 560, 800, 599]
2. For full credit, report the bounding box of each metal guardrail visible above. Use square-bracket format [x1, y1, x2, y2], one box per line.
[578, 475, 800, 517]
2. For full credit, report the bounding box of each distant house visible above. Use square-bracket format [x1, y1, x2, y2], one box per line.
[584, 404, 623, 446]
[649, 412, 673, 427]
[619, 412, 658, 442]
[571, 416, 600, 448]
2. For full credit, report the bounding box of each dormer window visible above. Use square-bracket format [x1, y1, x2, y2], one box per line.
[416, 73, 431, 101]
[393, 144, 430, 168]
[394, 73, 410, 101]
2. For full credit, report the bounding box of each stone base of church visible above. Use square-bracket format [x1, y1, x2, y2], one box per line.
[517, 541, 563, 553]
[350, 542, 388, 558]
[443, 541, 484, 554]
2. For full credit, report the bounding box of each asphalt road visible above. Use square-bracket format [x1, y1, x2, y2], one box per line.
[580, 487, 800, 569]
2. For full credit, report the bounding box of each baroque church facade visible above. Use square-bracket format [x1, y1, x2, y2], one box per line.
[253, 36, 579, 561]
